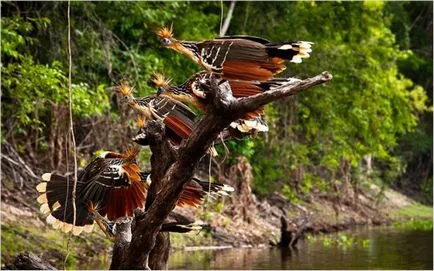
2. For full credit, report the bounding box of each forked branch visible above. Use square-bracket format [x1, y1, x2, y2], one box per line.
[116, 71, 332, 269]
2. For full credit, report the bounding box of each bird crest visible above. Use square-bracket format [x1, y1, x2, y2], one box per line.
[116, 80, 134, 97]
[151, 72, 172, 88]
[156, 24, 174, 40]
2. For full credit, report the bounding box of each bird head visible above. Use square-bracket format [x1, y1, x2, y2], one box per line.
[156, 25, 177, 49]
[115, 81, 136, 105]
[151, 72, 172, 95]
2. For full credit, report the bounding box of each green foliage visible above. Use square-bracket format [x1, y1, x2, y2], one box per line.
[1, 221, 111, 269]
[1, 16, 109, 139]
[393, 218, 433, 231]
[393, 203, 433, 220]
[1, 2, 430, 201]
[307, 232, 370, 249]
[281, 184, 299, 203]
[228, 1, 430, 196]
[420, 178, 433, 202]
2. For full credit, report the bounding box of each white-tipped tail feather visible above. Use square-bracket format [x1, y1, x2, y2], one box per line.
[222, 184, 235, 192]
[178, 220, 207, 231]
[39, 203, 50, 215]
[290, 41, 313, 63]
[207, 146, 218, 157]
[36, 193, 48, 204]
[36, 172, 95, 236]
[36, 182, 47, 193]
[42, 173, 51, 182]
[231, 118, 269, 133]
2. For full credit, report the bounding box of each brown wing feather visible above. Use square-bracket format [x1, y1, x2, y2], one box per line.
[176, 182, 206, 207]
[222, 60, 275, 81]
[229, 81, 265, 97]
[164, 115, 193, 139]
[243, 108, 264, 119]
[105, 181, 146, 221]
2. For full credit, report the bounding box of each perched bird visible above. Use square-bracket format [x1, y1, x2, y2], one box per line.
[156, 25, 312, 81]
[116, 81, 198, 146]
[36, 148, 146, 236]
[153, 72, 299, 133]
[151, 73, 269, 133]
[117, 81, 237, 155]
[36, 149, 233, 237]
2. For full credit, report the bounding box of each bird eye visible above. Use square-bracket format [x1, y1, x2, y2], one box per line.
[163, 38, 172, 46]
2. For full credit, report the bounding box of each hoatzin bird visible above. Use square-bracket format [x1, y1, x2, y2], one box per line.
[156, 26, 312, 81]
[116, 81, 197, 146]
[36, 149, 233, 237]
[152, 73, 299, 133]
[116, 81, 232, 156]
[151, 73, 269, 133]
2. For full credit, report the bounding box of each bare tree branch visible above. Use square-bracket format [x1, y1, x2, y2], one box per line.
[235, 72, 333, 113]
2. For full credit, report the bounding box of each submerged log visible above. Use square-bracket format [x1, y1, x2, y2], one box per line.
[277, 216, 309, 248]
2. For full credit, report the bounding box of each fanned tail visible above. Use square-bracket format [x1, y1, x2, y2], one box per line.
[161, 220, 207, 233]
[266, 41, 313, 63]
[161, 211, 207, 233]
[177, 177, 234, 207]
[230, 117, 269, 134]
[36, 173, 94, 236]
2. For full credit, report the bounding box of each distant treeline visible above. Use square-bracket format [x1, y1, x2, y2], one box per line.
[1, 1, 432, 202]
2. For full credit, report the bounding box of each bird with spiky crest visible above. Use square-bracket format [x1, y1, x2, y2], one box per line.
[152, 72, 275, 134]
[156, 25, 313, 81]
[36, 148, 233, 237]
[36, 148, 146, 237]
[115, 80, 198, 145]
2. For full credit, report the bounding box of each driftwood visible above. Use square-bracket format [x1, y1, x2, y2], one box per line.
[108, 72, 332, 269]
[5, 252, 56, 270]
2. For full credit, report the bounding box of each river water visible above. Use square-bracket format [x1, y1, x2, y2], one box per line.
[169, 227, 433, 270]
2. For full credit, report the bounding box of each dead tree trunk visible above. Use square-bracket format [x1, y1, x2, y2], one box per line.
[109, 72, 332, 269]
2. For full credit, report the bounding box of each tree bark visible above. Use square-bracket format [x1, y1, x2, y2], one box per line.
[111, 72, 332, 269]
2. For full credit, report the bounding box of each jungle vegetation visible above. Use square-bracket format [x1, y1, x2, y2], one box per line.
[1, 1, 432, 210]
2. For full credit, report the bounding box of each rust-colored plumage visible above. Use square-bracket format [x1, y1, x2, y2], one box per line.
[115, 81, 198, 145]
[156, 72, 272, 133]
[156, 26, 313, 81]
[36, 149, 146, 235]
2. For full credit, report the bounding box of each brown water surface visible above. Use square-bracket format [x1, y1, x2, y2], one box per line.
[169, 226, 433, 270]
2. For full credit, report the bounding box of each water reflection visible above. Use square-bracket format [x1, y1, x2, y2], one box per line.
[169, 227, 433, 270]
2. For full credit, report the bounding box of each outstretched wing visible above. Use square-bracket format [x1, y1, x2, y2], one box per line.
[80, 158, 146, 221]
